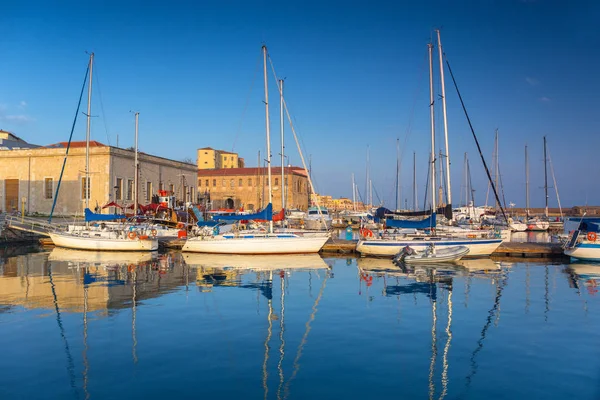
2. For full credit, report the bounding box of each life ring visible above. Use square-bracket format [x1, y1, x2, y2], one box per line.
[587, 232, 597, 242]
[128, 264, 135, 272]
[239, 224, 246, 230]
[128, 231, 137, 240]
[151, 229, 157, 237]
[176, 222, 184, 229]
[360, 228, 374, 238]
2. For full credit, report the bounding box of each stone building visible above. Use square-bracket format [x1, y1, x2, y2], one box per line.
[0, 139, 197, 216]
[198, 166, 310, 211]
[197, 147, 245, 170]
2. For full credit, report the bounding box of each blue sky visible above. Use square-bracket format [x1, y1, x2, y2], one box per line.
[1, 0, 598, 208]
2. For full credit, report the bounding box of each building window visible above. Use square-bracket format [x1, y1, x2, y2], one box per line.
[44, 178, 53, 199]
[204, 161, 207, 164]
[198, 179, 201, 187]
[238, 178, 242, 186]
[213, 179, 216, 187]
[224, 156, 227, 160]
[275, 178, 279, 186]
[205, 179, 209, 186]
[204, 152, 208, 155]
[81, 177, 91, 200]
[146, 181, 152, 201]
[222, 179, 226, 187]
[230, 179, 234, 187]
[115, 178, 123, 200]
[127, 179, 134, 200]
[284, 178, 287, 186]
[248, 178, 252, 186]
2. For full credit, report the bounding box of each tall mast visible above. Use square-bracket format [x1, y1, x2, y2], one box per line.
[525, 145, 530, 216]
[133, 112, 139, 215]
[369, 179, 373, 209]
[395, 138, 399, 211]
[352, 173, 356, 211]
[413, 152, 417, 211]
[436, 29, 452, 216]
[279, 79, 285, 211]
[262, 45, 273, 233]
[543, 136, 548, 218]
[494, 129, 499, 210]
[464, 152, 468, 206]
[365, 145, 370, 207]
[428, 43, 437, 212]
[85, 52, 94, 212]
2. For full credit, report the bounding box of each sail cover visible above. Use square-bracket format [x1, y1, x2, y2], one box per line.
[84, 208, 126, 222]
[213, 203, 273, 222]
[384, 212, 436, 229]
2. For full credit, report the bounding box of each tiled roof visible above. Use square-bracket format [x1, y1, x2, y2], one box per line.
[198, 166, 308, 177]
[46, 140, 107, 148]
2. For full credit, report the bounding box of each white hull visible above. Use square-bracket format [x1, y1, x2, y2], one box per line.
[49, 232, 158, 251]
[527, 220, 550, 231]
[183, 253, 329, 271]
[357, 237, 503, 258]
[182, 234, 330, 254]
[510, 222, 527, 232]
[564, 243, 600, 261]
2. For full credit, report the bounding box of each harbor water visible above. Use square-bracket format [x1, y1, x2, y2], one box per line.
[1, 248, 599, 399]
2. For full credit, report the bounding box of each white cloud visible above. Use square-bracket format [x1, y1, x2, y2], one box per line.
[540, 96, 551, 102]
[526, 77, 539, 86]
[0, 114, 33, 123]
[19, 101, 27, 109]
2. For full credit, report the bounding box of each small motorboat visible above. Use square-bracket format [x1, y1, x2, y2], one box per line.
[393, 244, 470, 265]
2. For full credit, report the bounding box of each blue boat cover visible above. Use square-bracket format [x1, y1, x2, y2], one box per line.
[84, 208, 126, 222]
[213, 203, 273, 221]
[385, 212, 436, 229]
[579, 221, 600, 233]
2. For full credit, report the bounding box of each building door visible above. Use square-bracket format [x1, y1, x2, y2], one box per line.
[5, 179, 19, 212]
[225, 198, 234, 209]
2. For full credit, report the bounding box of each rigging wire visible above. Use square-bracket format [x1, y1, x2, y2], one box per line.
[93, 62, 112, 146]
[444, 56, 508, 224]
[231, 51, 262, 153]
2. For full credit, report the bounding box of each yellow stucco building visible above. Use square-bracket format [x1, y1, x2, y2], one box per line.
[198, 166, 310, 211]
[197, 147, 245, 170]
[0, 139, 197, 216]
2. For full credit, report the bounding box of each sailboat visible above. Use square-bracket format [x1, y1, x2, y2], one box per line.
[182, 46, 330, 254]
[356, 37, 505, 258]
[48, 53, 158, 251]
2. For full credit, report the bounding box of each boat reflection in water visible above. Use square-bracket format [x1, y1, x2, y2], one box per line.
[566, 262, 600, 295]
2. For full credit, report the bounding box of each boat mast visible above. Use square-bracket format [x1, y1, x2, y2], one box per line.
[463, 153, 468, 206]
[413, 152, 417, 211]
[366, 145, 370, 208]
[428, 43, 437, 213]
[85, 52, 94, 213]
[525, 144, 529, 217]
[133, 112, 139, 215]
[494, 129, 499, 210]
[279, 79, 285, 211]
[262, 45, 273, 233]
[436, 29, 452, 217]
[352, 173, 356, 211]
[395, 138, 399, 211]
[543, 136, 549, 219]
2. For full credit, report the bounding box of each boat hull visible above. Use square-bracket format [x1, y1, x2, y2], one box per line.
[357, 238, 503, 258]
[182, 234, 329, 254]
[564, 243, 600, 261]
[49, 232, 158, 251]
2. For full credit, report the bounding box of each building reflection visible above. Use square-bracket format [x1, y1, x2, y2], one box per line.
[0, 249, 189, 314]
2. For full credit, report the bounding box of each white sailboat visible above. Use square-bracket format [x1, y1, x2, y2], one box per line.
[357, 36, 504, 258]
[183, 46, 329, 254]
[49, 53, 158, 251]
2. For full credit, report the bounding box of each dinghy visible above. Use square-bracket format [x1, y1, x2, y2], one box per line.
[393, 244, 469, 265]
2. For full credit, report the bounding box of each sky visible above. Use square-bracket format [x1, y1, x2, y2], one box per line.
[1, 0, 598, 209]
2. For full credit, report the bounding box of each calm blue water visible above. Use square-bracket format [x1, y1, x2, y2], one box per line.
[1, 248, 599, 400]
